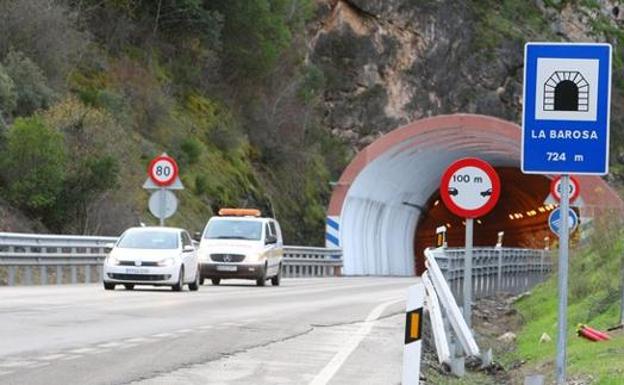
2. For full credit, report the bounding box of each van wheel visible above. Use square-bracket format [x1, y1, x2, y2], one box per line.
[211, 278, 221, 285]
[124, 284, 134, 290]
[271, 265, 282, 286]
[172, 267, 184, 292]
[256, 264, 267, 287]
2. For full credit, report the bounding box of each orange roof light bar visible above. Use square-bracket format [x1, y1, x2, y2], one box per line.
[218, 208, 261, 217]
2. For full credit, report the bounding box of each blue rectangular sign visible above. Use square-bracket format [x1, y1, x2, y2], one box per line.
[522, 43, 611, 175]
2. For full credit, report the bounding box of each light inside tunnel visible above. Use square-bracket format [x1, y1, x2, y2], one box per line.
[328, 114, 623, 277]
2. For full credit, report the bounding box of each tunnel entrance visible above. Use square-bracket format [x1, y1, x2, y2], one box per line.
[327, 114, 623, 277]
[413, 167, 551, 274]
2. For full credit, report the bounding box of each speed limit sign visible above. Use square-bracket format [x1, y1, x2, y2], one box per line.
[148, 154, 179, 187]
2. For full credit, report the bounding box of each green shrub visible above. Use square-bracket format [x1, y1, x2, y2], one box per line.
[3, 51, 55, 116]
[181, 137, 203, 165]
[1, 117, 66, 215]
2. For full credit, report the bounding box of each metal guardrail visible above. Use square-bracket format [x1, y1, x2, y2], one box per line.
[0, 232, 343, 286]
[430, 247, 552, 303]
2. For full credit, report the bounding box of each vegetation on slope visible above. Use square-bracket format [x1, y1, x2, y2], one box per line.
[511, 222, 624, 384]
[0, 0, 348, 242]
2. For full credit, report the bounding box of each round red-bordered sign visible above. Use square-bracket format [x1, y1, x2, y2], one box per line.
[440, 158, 501, 218]
[148, 155, 179, 187]
[550, 176, 580, 203]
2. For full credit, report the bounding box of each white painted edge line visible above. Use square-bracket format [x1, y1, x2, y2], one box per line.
[308, 298, 403, 385]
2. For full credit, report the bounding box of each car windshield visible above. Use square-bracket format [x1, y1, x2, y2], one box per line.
[204, 220, 262, 241]
[117, 230, 179, 249]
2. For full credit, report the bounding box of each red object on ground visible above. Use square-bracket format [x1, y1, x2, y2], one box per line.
[578, 327, 603, 342]
[582, 325, 611, 340]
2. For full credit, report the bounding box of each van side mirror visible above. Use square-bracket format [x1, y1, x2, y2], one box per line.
[183, 245, 195, 252]
[265, 235, 277, 245]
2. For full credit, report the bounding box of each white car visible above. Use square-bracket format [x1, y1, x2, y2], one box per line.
[103, 227, 200, 291]
[198, 208, 284, 286]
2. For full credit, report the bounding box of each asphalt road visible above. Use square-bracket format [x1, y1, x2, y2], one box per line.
[0, 277, 418, 385]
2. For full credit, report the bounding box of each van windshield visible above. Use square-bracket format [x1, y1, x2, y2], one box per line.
[204, 220, 262, 241]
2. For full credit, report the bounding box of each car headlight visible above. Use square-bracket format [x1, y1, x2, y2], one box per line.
[157, 257, 175, 267]
[106, 256, 120, 266]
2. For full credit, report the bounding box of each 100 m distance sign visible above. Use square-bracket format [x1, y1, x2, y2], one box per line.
[440, 158, 501, 218]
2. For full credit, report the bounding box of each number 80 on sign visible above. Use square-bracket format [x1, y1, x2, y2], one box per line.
[148, 155, 179, 187]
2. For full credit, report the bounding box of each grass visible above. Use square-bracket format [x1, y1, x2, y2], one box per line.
[510, 226, 624, 384]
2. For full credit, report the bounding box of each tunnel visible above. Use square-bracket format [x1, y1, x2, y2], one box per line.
[326, 114, 624, 276]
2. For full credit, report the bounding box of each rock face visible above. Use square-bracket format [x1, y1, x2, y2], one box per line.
[308, 0, 623, 150]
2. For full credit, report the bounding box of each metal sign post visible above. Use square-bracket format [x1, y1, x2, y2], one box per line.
[463, 218, 473, 328]
[159, 187, 166, 226]
[556, 175, 570, 384]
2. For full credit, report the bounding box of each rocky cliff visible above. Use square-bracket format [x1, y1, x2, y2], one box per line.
[308, 0, 624, 173]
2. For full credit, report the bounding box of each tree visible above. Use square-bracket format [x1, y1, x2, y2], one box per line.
[1, 117, 66, 217]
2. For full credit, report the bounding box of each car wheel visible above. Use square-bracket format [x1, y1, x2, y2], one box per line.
[271, 265, 282, 286]
[124, 284, 134, 290]
[188, 269, 200, 291]
[211, 278, 221, 286]
[172, 267, 184, 292]
[103, 282, 115, 290]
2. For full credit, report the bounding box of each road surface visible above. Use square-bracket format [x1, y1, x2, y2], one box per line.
[0, 277, 418, 385]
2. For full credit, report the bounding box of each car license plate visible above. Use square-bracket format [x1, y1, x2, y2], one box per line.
[125, 268, 149, 274]
[216, 265, 237, 272]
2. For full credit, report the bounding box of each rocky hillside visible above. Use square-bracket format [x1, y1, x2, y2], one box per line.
[308, 0, 624, 175]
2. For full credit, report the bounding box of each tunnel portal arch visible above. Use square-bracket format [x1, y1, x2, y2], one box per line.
[327, 114, 623, 276]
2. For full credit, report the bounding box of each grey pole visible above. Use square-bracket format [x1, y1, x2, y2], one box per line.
[620, 252, 624, 325]
[463, 217, 474, 328]
[556, 175, 570, 385]
[159, 187, 165, 226]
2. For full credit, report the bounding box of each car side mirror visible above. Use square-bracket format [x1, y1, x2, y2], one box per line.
[265, 235, 277, 245]
[193, 232, 202, 242]
[183, 245, 195, 252]
[104, 242, 115, 252]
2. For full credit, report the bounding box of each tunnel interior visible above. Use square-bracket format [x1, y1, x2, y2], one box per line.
[413, 167, 551, 274]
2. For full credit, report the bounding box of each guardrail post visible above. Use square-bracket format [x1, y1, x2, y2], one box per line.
[71, 247, 78, 284]
[56, 265, 63, 285]
[40, 262, 47, 285]
[8, 265, 16, 286]
[85, 264, 91, 284]
[24, 247, 33, 285]
[496, 248, 503, 292]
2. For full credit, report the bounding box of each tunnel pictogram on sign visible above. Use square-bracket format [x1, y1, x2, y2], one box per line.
[543, 71, 589, 112]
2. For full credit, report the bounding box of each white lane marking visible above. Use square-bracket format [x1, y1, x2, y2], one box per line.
[152, 333, 174, 338]
[60, 355, 82, 361]
[127, 337, 151, 343]
[38, 353, 67, 361]
[0, 360, 36, 368]
[97, 342, 124, 348]
[175, 329, 193, 334]
[69, 347, 96, 354]
[308, 298, 402, 385]
[198, 325, 213, 330]
[0, 370, 13, 376]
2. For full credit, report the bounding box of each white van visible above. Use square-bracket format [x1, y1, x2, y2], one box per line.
[197, 209, 284, 286]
